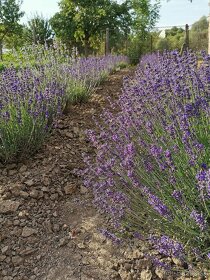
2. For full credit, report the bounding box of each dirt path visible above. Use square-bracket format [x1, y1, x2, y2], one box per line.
[1, 68, 149, 280]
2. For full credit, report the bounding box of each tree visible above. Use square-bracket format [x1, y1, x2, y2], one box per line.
[190, 16, 208, 52]
[50, 0, 160, 57]
[0, 0, 24, 59]
[50, 0, 133, 56]
[24, 14, 53, 45]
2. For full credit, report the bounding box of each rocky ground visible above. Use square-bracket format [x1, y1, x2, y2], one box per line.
[0, 68, 207, 280]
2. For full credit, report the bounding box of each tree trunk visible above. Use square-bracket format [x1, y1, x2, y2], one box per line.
[84, 39, 89, 57]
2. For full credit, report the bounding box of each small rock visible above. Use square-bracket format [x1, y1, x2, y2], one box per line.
[1, 246, 9, 254]
[29, 190, 39, 199]
[19, 165, 27, 173]
[50, 193, 58, 200]
[124, 263, 132, 271]
[7, 163, 17, 170]
[18, 210, 29, 217]
[43, 220, 53, 233]
[53, 224, 60, 232]
[80, 185, 88, 194]
[21, 227, 37, 237]
[12, 256, 24, 266]
[65, 132, 74, 138]
[172, 257, 184, 267]
[77, 242, 86, 249]
[155, 267, 167, 279]
[140, 269, 153, 280]
[73, 126, 80, 136]
[0, 200, 21, 214]
[41, 187, 49, 192]
[24, 179, 34, 187]
[20, 247, 37, 256]
[64, 184, 77, 195]
[19, 191, 29, 198]
[0, 255, 6, 262]
[52, 211, 58, 217]
[58, 237, 69, 247]
[8, 169, 17, 176]
[43, 177, 50, 186]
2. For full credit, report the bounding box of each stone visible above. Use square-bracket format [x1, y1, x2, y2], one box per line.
[80, 185, 88, 194]
[64, 184, 77, 195]
[19, 165, 27, 173]
[43, 220, 53, 233]
[29, 190, 39, 199]
[124, 263, 132, 271]
[140, 269, 153, 280]
[24, 179, 34, 187]
[1, 246, 9, 254]
[19, 191, 29, 198]
[21, 227, 37, 237]
[8, 170, 17, 176]
[20, 247, 37, 256]
[155, 268, 167, 279]
[0, 200, 21, 214]
[172, 257, 184, 267]
[12, 256, 24, 266]
[0, 254, 6, 262]
[58, 237, 69, 247]
[7, 163, 17, 170]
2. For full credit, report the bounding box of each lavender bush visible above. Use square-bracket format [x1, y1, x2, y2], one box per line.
[0, 43, 128, 162]
[62, 55, 129, 105]
[84, 50, 210, 271]
[0, 67, 64, 162]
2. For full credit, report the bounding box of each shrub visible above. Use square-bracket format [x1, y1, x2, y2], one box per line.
[0, 44, 129, 162]
[84, 50, 210, 272]
[0, 67, 64, 162]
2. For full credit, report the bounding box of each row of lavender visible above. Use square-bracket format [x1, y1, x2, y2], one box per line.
[84, 51, 210, 274]
[0, 45, 128, 162]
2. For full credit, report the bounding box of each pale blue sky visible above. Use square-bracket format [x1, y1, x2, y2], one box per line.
[20, 0, 209, 27]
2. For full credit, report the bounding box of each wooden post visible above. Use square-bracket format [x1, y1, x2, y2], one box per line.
[185, 24, 189, 49]
[150, 34, 153, 53]
[105, 28, 110, 55]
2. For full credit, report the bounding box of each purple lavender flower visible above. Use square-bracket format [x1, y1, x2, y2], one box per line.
[100, 229, 121, 244]
[149, 235, 185, 260]
[172, 190, 183, 203]
[190, 210, 207, 231]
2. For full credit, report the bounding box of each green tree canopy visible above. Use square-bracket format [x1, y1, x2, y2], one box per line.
[0, 0, 24, 59]
[50, 0, 160, 56]
[24, 14, 53, 45]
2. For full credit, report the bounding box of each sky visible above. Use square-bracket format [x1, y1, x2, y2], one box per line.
[20, 0, 209, 27]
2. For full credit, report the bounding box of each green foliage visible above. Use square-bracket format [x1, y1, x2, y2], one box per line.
[24, 14, 53, 45]
[65, 81, 90, 105]
[0, 105, 49, 162]
[0, 0, 24, 59]
[50, 0, 160, 57]
[190, 16, 208, 52]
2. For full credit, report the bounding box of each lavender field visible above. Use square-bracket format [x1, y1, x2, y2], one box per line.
[0, 45, 128, 162]
[84, 50, 210, 276]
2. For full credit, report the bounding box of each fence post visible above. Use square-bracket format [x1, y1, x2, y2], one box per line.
[185, 24, 189, 49]
[105, 28, 110, 56]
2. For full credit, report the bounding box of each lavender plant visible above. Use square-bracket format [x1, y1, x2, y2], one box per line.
[0, 42, 128, 162]
[0, 67, 64, 162]
[84, 50, 210, 271]
[62, 55, 129, 105]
